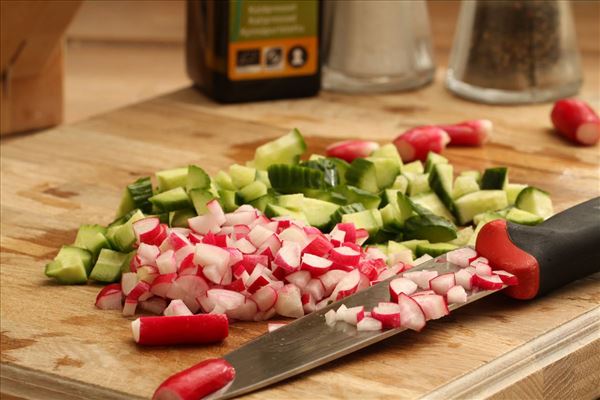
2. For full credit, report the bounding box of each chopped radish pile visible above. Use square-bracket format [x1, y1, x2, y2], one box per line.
[324, 247, 518, 333]
[96, 201, 411, 327]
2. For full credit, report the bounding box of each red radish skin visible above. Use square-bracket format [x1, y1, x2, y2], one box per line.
[329, 246, 361, 266]
[393, 126, 450, 162]
[302, 235, 334, 257]
[152, 358, 235, 400]
[551, 99, 600, 146]
[95, 283, 123, 310]
[133, 217, 162, 245]
[494, 270, 519, 286]
[325, 140, 380, 162]
[300, 253, 333, 276]
[371, 302, 402, 328]
[389, 277, 418, 302]
[472, 274, 504, 290]
[437, 120, 492, 147]
[132, 314, 228, 346]
[396, 293, 426, 331]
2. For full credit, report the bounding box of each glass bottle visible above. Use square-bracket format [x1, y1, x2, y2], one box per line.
[446, 0, 582, 104]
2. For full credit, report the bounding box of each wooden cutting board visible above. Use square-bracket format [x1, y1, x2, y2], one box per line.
[1, 79, 599, 400]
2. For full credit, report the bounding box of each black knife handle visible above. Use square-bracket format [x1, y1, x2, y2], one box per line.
[476, 197, 600, 299]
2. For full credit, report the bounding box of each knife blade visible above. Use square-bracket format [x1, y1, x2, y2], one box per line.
[217, 258, 502, 399]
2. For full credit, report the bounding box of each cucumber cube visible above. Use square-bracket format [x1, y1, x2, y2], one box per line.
[149, 187, 191, 212]
[156, 167, 188, 192]
[186, 165, 211, 191]
[229, 164, 257, 189]
[89, 249, 129, 283]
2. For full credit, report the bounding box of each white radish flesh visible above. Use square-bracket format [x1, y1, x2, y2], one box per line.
[389, 277, 418, 302]
[447, 285, 468, 304]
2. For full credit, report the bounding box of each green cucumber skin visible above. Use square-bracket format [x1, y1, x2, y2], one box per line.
[268, 164, 325, 194]
[187, 165, 211, 191]
[416, 242, 457, 257]
[480, 167, 508, 190]
[149, 187, 192, 212]
[515, 186, 553, 219]
[90, 248, 129, 283]
[428, 163, 455, 215]
[345, 158, 379, 193]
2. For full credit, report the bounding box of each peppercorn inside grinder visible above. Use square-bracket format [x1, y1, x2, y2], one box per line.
[445, 0, 582, 104]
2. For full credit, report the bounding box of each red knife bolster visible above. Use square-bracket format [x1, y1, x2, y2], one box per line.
[475, 220, 539, 300]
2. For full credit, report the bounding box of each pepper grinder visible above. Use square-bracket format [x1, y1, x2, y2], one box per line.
[446, 0, 582, 104]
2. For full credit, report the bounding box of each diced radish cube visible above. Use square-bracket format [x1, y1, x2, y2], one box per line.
[226, 299, 258, 321]
[302, 279, 326, 302]
[319, 269, 348, 296]
[207, 289, 245, 311]
[95, 283, 123, 310]
[285, 270, 311, 289]
[472, 274, 504, 290]
[455, 268, 474, 290]
[150, 273, 177, 298]
[133, 217, 161, 245]
[342, 306, 365, 325]
[447, 285, 468, 304]
[302, 235, 334, 257]
[275, 284, 304, 318]
[156, 250, 176, 274]
[446, 247, 478, 267]
[329, 246, 361, 266]
[139, 297, 168, 315]
[301, 253, 333, 276]
[412, 294, 449, 320]
[403, 270, 439, 290]
[121, 272, 139, 296]
[357, 316, 383, 331]
[278, 226, 308, 245]
[396, 293, 426, 331]
[251, 286, 278, 311]
[325, 309, 337, 327]
[371, 302, 402, 328]
[274, 242, 301, 272]
[164, 299, 193, 316]
[330, 269, 369, 301]
[429, 273, 456, 295]
[389, 277, 418, 302]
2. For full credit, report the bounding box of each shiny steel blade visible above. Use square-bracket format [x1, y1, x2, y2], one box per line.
[217, 255, 505, 399]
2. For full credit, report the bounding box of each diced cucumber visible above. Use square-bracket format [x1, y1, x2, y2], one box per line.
[265, 204, 308, 223]
[229, 164, 257, 189]
[454, 190, 509, 225]
[459, 170, 481, 182]
[403, 213, 457, 243]
[218, 190, 238, 213]
[303, 189, 347, 205]
[238, 181, 268, 203]
[473, 211, 505, 226]
[253, 128, 306, 170]
[300, 198, 340, 230]
[169, 208, 196, 227]
[156, 167, 188, 192]
[331, 202, 366, 224]
[381, 204, 403, 232]
[399, 239, 429, 254]
[89, 249, 129, 283]
[390, 175, 408, 193]
[411, 192, 455, 223]
[249, 194, 274, 213]
[428, 163, 455, 213]
[213, 170, 236, 191]
[111, 210, 145, 252]
[116, 177, 153, 217]
[515, 187, 553, 219]
[405, 173, 431, 196]
[301, 158, 342, 187]
[481, 167, 508, 190]
[186, 165, 211, 191]
[416, 242, 457, 257]
[402, 160, 424, 174]
[342, 209, 383, 236]
[45, 245, 92, 284]
[449, 226, 474, 246]
[452, 175, 480, 199]
[189, 189, 216, 215]
[346, 158, 379, 193]
[370, 143, 403, 169]
[121, 251, 136, 274]
[505, 183, 527, 206]
[380, 192, 414, 231]
[149, 187, 191, 212]
[387, 241, 413, 264]
[334, 185, 381, 209]
[424, 152, 448, 173]
[368, 157, 400, 190]
[268, 164, 324, 194]
[277, 194, 304, 210]
[367, 229, 399, 244]
[506, 208, 544, 226]
[328, 158, 350, 186]
[73, 224, 110, 260]
[255, 170, 271, 188]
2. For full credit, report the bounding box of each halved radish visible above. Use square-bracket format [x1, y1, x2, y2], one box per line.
[324, 309, 337, 327]
[412, 294, 449, 320]
[325, 140, 380, 162]
[446, 247, 478, 267]
[164, 299, 193, 316]
[133, 217, 161, 245]
[447, 285, 468, 304]
[397, 293, 426, 331]
[403, 270, 439, 290]
[472, 274, 504, 290]
[301, 253, 333, 276]
[494, 270, 519, 286]
[429, 273, 456, 295]
[454, 268, 474, 290]
[330, 269, 369, 301]
[389, 277, 418, 301]
[357, 316, 383, 331]
[285, 270, 311, 289]
[95, 283, 123, 310]
[268, 322, 287, 332]
[251, 286, 278, 311]
[274, 284, 304, 318]
[371, 302, 402, 328]
[140, 297, 168, 315]
[329, 246, 361, 266]
[438, 119, 492, 147]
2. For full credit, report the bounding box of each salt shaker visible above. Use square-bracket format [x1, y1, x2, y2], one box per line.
[446, 0, 582, 104]
[322, 0, 436, 93]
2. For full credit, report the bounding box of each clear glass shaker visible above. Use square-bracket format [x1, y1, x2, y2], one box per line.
[446, 0, 582, 104]
[322, 0, 436, 93]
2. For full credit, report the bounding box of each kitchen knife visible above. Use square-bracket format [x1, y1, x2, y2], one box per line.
[167, 197, 600, 400]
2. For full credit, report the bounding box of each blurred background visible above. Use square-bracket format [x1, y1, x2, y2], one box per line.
[1, 0, 598, 132]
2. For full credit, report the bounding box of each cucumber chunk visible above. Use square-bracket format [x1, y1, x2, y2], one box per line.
[403, 214, 457, 243]
[449, 226, 474, 246]
[334, 185, 381, 209]
[342, 209, 383, 236]
[218, 190, 238, 213]
[481, 167, 508, 190]
[301, 158, 342, 187]
[253, 128, 306, 170]
[424, 152, 448, 173]
[515, 187, 553, 219]
[428, 163, 455, 213]
[459, 170, 481, 182]
[300, 198, 340, 230]
[303, 189, 347, 205]
[268, 164, 325, 194]
[416, 242, 457, 257]
[213, 171, 236, 191]
[255, 170, 271, 188]
[473, 211, 505, 226]
[45, 245, 92, 284]
[238, 181, 268, 203]
[332, 202, 366, 224]
[405, 173, 431, 196]
[89, 249, 129, 283]
[249, 194, 274, 213]
[74, 225, 110, 260]
[368, 157, 400, 190]
[411, 192, 455, 223]
[401, 160, 424, 174]
[169, 208, 196, 227]
[186, 165, 211, 191]
[505, 183, 527, 206]
[454, 190, 509, 225]
[277, 194, 304, 210]
[398, 239, 429, 254]
[111, 210, 145, 252]
[370, 143, 403, 169]
[116, 177, 153, 217]
[452, 175, 480, 199]
[189, 189, 216, 215]
[345, 158, 379, 193]
[156, 167, 188, 192]
[150, 187, 191, 212]
[506, 208, 544, 226]
[387, 241, 414, 264]
[229, 164, 257, 189]
[390, 175, 408, 193]
[265, 204, 308, 223]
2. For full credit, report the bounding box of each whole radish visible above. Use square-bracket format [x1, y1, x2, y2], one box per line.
[326, 140, 380, 162]
[393, 126, 450, 162]
[437, 119, 492, 147]
[551, 99, 600, 146]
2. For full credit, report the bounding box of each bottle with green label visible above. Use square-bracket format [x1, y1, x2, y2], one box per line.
[186, 0, 321, 103]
